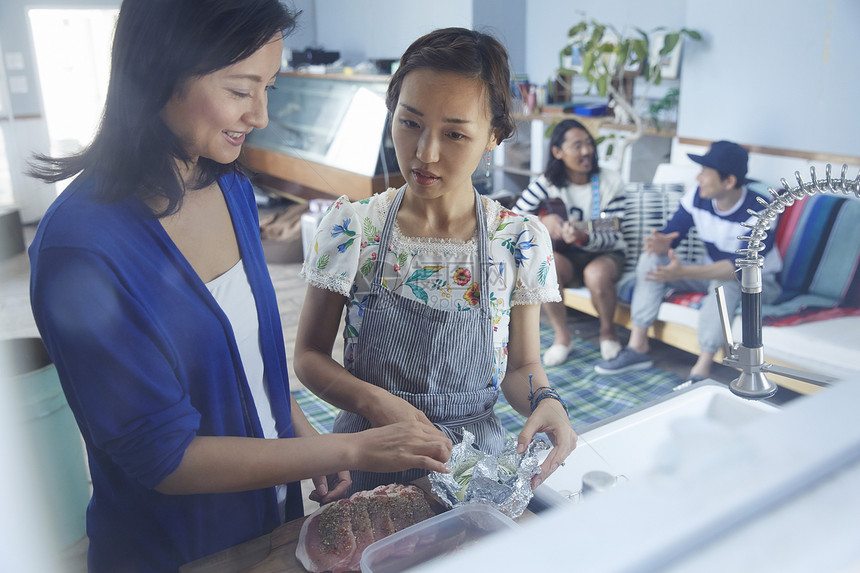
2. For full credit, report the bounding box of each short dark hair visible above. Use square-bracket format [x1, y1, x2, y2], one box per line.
[716, 171, 741, 189]
[29, 0, 298, 217]
[385, 27, 515, 146]
[544, 119, 599, 188]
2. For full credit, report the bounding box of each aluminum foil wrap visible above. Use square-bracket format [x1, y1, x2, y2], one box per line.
[428, 429, 550, 519]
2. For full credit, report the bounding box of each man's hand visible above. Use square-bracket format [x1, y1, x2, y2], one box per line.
[644, 230, 680, 256]
[560, 221, 588, 245]
[645, 249, 686, 282]
[541, 214, 566, 240]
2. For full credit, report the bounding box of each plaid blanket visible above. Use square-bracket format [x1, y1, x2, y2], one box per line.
[292, 325, 682, 437]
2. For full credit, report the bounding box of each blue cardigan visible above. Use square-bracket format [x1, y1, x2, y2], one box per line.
[29, 172, 303, 572]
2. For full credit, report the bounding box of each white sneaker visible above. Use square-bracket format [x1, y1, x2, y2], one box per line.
[600, 340, 622, 361]
[543, 342, 575, 367]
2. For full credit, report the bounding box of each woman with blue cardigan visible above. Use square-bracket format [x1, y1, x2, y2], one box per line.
[27, 2, 450, 570]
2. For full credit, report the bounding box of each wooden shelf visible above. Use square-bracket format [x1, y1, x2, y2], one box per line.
[514, 112, 676, 139]
[514, 112, 604, 138]
[492, 165, 539, 178]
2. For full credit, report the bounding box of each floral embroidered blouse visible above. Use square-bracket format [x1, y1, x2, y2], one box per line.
[301, 188, 561, 387]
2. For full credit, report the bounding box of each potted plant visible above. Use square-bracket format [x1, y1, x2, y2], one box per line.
[558, 16, 701, 160]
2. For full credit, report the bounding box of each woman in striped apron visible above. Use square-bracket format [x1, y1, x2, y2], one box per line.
[333, 184, 503, 491]
[296, 28, 577, 496]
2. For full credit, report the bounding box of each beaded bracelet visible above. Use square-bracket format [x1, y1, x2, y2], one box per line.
[527, 374, 569, 416]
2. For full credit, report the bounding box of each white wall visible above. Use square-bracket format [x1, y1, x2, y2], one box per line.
[283, 0, 319, 53]
[473, 0, 527, 75]
[680, 0, 858, 158]
[312, 0, 472, 65]
[309, 0, 526, 77]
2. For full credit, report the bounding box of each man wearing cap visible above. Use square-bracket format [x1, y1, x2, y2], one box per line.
[594, 141, 782, 384]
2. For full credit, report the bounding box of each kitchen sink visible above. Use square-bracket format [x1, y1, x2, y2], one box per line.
[532, 381, 778, 509]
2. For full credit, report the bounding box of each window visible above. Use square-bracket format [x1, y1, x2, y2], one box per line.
[28, 9, 117, 192]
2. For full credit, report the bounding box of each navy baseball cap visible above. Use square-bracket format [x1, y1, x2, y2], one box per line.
[687, 140, 755, 184]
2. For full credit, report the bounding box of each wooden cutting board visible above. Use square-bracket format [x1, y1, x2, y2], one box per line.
[178, 510, 320, 573]
[180, 478, 533, 573]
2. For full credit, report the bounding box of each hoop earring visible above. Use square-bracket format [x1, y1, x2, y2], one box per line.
[485, 150, 492, 178]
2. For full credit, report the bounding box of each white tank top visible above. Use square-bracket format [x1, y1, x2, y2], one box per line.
[206, 259, 286, 519]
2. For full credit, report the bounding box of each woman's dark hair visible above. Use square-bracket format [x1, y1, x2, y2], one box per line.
[544, 118, 600, 188]
[386, 27, 515, 146]
[29, 0, 297, 217]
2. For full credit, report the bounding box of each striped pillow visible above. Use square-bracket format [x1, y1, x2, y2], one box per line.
[776, 194, 860, 307]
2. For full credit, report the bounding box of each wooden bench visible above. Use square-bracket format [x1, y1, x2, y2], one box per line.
[562, 287, 825, 395]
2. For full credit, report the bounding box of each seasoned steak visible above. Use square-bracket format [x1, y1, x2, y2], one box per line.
[296, 484, 435, 573]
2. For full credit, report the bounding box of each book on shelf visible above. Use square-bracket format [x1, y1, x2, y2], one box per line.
[540, 103, 575, 115]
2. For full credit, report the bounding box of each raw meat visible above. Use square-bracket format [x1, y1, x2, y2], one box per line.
[296, 484, 435, 573]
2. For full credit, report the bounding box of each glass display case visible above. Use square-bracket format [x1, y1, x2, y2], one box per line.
[242, 72, 402, 200]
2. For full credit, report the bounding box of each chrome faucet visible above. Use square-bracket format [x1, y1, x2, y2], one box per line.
[715, 164, 860, 399]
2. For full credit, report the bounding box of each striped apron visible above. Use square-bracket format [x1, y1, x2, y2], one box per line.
[333, 186, 504, 492]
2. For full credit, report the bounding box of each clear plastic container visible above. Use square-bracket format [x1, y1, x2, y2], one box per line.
[360, 503, 519, 573]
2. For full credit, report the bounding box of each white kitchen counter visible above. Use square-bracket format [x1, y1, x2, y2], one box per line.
[414, 379, 860, 572]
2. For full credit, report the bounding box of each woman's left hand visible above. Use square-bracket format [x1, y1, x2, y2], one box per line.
[518, 399, 578, 489]
[560, 221, 588, 245]
[308, 471, 352, 505]
[291, 392, 352, 504]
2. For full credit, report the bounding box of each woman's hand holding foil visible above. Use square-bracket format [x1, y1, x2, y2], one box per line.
[519, 398, 578, 489]
[500, 304, 578, 489]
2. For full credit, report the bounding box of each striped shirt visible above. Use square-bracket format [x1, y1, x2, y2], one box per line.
[665, 186, 782, 274]
[513, 169, 627, 252]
